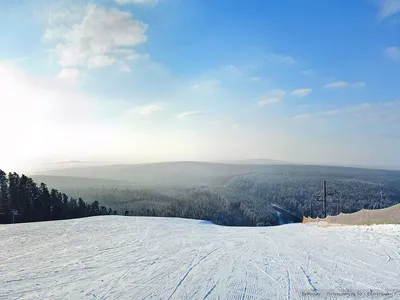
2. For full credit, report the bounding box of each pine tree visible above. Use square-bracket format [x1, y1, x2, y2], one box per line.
[19, 175, 33, 221]
[8, 172, 20, 210]
[39, 183, 51, 221]
[78, 198, 87, 217]
[1, 171, 117, 224]
[0, 170, 8, 208]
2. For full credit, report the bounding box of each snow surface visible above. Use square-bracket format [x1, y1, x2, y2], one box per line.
[1, 216, 400, 300]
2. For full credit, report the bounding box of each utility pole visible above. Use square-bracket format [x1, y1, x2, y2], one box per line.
[323, 180, 327, 218]
[317, 180, 339, 218]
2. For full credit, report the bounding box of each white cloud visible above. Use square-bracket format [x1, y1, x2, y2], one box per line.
[293, 114, 312, 120]
[257, 89, 286, 107]
[320, 109, 342, 116]
[293, 101, 400, 122]
[115, 0, 158, 4]
[257, 97, 281, 106]
[176, 111, 202, 119]
[248, 76, 261, 82]
[323, 81, 348, 88]
[300, 69, 314, 75]
[137, 104, 165, 115]
[223, 64, 242, 76]
[384, 46, 400, 60]
[323, 81, 366, 89]
[376, 0, 400, 19]
[270, 53, 297, 65]
[45, 4, 148, 69]
[232, 124, 241, 129]
[87, 55, 116, 69]
[113, 49, 149, 61]
[56, 68, 80, 84]
[291, 88, 312, 97]
[191, 80, 220, 91]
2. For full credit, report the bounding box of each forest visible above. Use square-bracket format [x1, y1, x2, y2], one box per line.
[31, 162, 400, 227]
[3, 162, 400, 226]
[0, 170, 116, 224]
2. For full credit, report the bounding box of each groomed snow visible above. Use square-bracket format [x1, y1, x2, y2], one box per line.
[1, 216, 400, 299]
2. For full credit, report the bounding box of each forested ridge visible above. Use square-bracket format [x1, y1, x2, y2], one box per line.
[0, 170, 116, 223]
[3, 162, 400, 226]
[50, 164, 400, 227]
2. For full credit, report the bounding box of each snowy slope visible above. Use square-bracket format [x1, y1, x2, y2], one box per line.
[1, 217, 400, 300]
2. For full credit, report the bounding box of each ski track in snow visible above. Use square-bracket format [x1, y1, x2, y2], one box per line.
[1, 217, 400, 300]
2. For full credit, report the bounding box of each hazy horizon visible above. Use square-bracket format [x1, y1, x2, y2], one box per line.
[1, 0, 400, 173]
[7, 158, 399, 175]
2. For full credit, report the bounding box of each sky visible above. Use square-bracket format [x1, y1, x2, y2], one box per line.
[0, 0, 400, 172]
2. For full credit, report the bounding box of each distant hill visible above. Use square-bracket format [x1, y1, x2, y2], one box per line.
[32, 175, 131, 189]
[216, 159, 292, 165]
[32, 161, 271, 188]
[32, 161, 400, 189]
[30, 161, 400, 224]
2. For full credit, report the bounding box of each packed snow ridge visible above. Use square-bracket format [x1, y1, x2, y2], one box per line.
[1, 216, 400, 299]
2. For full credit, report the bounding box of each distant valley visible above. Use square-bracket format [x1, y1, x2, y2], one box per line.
[29, 161, 400, 226]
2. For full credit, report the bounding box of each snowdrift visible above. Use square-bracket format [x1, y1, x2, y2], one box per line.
[1, 216, 400, 299]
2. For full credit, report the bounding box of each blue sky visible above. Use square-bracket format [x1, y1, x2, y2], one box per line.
[1, 0, 400, 171]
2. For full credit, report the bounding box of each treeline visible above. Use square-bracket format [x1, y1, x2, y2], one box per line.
[60, 186, 278, 226]
[0, 170, 116, 223]
[224, 173, 400, 219]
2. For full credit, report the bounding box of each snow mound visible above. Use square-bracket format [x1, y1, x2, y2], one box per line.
[1, 216, 400, 299]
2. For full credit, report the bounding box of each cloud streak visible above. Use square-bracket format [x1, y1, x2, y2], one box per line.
[300, 69, 314, 75]
[323, 81, 366, 89]
[269, 53, 297, 65]
[291, 88, 312, 97]
[293, 101, 400, 122]
[257, 97, 281, 106]
[137, 104, 165, 115]
[176, 111, 202, 119]
[115, 0, 158, 4]
[257, 89, 286, 106]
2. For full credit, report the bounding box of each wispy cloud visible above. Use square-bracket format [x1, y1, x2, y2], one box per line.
[115, 0, 158, 4]
[323, 81, 366, 89]
[291, 88, 312, 97]
[376, 0, 400, 19]
[293, 101, 400, 122]
[257, 97, 281, 106]
[248, 76, 261, 82]
[319, 109, 342, 116]
[222, 64, 242, 76]
[384, 46, 400, 60]
[269, 53, 297, 65]
[176, 111, 202, 119]
[191, 80, 220, 90]
[257, 89, 286, 107]
[293, 114, 312, 120]
[137, 104, 165, 115]
[300, 69, 314, 75]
